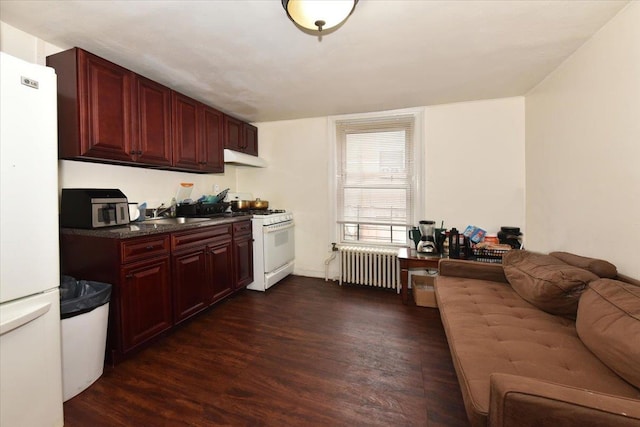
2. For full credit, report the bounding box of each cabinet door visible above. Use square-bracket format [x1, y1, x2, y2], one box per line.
[223, 115, 242, 151]
[132, 75, 172, 166]
[79, 50, 133, 161]
[243, 122, 259, 156]
[120, 256, 172, 352]
[206, 240, 234, 303]
[172, 249, 209, 324]
[200, 105, 224, 173]
[234, 235, 254, 289]
[172, 92, 200, 169]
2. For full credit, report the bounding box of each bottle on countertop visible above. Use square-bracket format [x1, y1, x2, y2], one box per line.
[170, 197, 177, 217]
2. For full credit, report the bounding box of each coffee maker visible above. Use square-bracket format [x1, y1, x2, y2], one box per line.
[417, 220, 438, 253]
[448, 227, 471, 259]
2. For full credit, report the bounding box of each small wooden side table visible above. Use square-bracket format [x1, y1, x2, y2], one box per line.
[398, 248, 443, 305]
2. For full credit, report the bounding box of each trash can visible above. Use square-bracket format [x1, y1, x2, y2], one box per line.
[59, 276, 112, 402]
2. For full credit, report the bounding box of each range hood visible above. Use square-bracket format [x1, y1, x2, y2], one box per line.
[223, 149, 267, 168]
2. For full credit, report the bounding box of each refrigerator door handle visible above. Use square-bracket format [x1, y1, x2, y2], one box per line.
[0, 302, 51, 336]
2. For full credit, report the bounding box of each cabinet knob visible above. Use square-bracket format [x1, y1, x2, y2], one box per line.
[130, 150, 136, 155]
[125, 273, 133, 279]
[138, 150, 143, 155]
[146, 245, 155, 250]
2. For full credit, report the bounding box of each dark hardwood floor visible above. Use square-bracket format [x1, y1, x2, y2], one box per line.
[63, 275, 469, 426]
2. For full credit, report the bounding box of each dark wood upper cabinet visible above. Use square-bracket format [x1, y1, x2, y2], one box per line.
[48, 48, 134, 162]
[171, 94, 224, 172]
[224, 115, 259, 157]
[243, 122, 259, 156]
[223, 115, 243, 151]
[47, 47, 257, 172]
[171, 92, 200, 170]
[132, 75, 172, 166]
[200, 105, 224, 173]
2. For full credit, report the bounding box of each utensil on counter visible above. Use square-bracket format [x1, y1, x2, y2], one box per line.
[213, 188, 229, 203]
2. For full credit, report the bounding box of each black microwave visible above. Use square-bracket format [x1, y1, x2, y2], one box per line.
[60, 188, 130, 229]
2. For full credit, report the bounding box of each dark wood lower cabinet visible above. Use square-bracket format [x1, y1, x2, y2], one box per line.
[207, 239, 234, 302]
[172, 248, 208, 324]
[120, 256, 172, 352]
[171, 224, 235, 324]
[233, 220, 254, 289]
[60, 219, 253, 364]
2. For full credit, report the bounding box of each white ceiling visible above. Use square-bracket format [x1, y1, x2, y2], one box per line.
[0, 0, 629, 122]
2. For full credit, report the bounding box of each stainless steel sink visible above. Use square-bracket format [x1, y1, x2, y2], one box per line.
[144, 217, 212, 225]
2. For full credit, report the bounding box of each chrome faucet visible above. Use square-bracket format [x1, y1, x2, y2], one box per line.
[152, 204, 171, 218]
[151, 198, 177, 218]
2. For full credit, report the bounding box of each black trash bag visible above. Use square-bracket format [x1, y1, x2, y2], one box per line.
[60, 275, 112, 319]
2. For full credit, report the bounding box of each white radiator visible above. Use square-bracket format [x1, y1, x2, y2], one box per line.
[337, 245, 399, 292]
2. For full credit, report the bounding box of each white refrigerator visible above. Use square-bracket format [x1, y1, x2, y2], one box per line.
[0, 52, 64, 426]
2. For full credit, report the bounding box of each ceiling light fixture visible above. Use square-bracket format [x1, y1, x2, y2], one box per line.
[282, 0, 358, 33]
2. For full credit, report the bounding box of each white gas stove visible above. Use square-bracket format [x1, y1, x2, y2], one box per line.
[225, 193, 295, 291]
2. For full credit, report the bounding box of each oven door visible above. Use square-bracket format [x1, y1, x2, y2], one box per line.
[263, 220, 295, 273]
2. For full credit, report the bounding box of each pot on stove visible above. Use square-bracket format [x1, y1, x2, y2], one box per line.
[230, 200, 253, 211]
[251, 198, 269, 210]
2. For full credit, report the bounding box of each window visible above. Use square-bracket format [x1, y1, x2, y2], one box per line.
[332, 110, 422, 246]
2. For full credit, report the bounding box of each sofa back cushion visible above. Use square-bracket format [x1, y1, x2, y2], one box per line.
[577, 279, 640, 389]
[503, 250, 599, 317]
[550, 251, 618, 278]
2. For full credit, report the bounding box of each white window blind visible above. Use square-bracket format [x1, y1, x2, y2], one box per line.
[336, 114, 416, 245]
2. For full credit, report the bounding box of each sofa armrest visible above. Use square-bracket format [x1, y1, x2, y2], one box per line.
[438, 259, 508, 283]
[489, 373, 640, 427]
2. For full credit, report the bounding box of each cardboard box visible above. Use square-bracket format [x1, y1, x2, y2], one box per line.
[412, 275, 438, 308]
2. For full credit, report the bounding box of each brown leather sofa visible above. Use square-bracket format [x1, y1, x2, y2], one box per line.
[434, 251, 640, 427]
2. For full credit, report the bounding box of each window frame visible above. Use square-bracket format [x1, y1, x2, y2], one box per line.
[329, 108, 424, 248]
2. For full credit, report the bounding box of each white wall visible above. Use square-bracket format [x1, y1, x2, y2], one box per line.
[59, 161, 237, 209]
[525, 2, 640, 277]
[424, 98, 525, 234]
[237, 117, 331, 278]
[0, 21, 61, 65]
[248, 98, 526, 279]
[1, 21, 237, 207]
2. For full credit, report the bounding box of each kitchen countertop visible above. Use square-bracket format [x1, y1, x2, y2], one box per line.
[60, 216, 251, 239]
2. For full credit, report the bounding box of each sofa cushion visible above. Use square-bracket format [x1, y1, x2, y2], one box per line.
[577, 279, 640, 388]
[502, 250, 599, 317]
[550, 251, 617, 278]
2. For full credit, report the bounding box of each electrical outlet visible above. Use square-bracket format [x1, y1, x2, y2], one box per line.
[214, 184, 220, 193]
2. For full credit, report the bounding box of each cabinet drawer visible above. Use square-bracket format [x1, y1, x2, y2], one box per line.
[121, 235, 170, 263]
[172, 224, 232, 252]
[233, 220, 252, 236]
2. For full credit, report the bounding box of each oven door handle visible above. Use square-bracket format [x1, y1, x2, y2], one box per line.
[264, 222, 294, 233]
